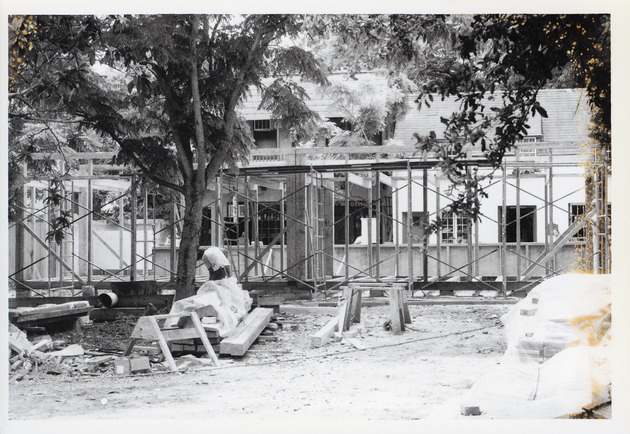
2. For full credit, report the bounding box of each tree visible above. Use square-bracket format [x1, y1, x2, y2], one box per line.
[307, 14, 610, 227]
[9, 14, 329, 299]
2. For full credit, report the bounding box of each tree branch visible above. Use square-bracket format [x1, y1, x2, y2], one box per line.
[151, 65, 195, 183]
[190, 16, 208, 192]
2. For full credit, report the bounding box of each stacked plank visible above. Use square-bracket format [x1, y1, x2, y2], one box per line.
[166, 308, 274, 357]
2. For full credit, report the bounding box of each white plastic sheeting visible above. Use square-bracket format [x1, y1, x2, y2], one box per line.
[429, 273, 612, 419]
[164, 277, 253, 337]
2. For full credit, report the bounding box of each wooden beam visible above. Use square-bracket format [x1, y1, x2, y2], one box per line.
[310, 316, 339, 348]
[350, 288, 362, 323]
[378, 172, 393, 187]
[219, 308, 273, 356]
[247, 176, 284, 191]
[190, 311, 219, 365]
[388, 286, 405, 335]
[337, 286, 353, 332]
[347, 173, 371, 189]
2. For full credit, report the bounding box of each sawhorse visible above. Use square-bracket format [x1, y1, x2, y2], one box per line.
[123, 311, 219, 371]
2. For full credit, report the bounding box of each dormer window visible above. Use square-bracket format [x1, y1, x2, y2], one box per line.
[254, 119, 273, 131]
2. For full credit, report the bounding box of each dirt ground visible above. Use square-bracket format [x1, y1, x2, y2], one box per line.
[7, 301, 512, 423]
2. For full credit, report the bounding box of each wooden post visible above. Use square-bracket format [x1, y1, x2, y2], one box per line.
[367, 177, 373, 276]
[350, 288, 362, 323]
[130, 175, 137, 281]
[14, 163, 26, 284]
[87, 161, 93, 283]
[280, 181, 285, 276]
[401, 286, 411, 324]
[345, 170, 350, 280]
[388, 286, 404, 335]
[394, 174, 400, 277]
[323, 176, 334, 277]
[375, 171, 381, 278]
[422, 169, 428, 283]
[286, 173, 306, 282]
[407, 168, 414, 291]
[338, 286, 353, 332]
[244, 176, 250, 281]
[143, 185, 149, 278]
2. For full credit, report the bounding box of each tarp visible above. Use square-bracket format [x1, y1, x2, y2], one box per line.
[164, 277, 252, 337]
[428, 273, 612, 419]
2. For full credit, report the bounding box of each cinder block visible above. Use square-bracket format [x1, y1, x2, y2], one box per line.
[114, 358, 131, 376]
[170, 344, 185, 352]
[129, 356, 151, 373]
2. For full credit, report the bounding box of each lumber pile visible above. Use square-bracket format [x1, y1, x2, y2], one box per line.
[9, 301, 93, 327]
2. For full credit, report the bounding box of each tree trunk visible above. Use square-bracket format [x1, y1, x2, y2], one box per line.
[174, 184, 204, 300]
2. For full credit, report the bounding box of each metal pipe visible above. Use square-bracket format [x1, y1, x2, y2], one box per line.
[501, 163, 507, 298]
[407, 164, 413, 292]
[516, 150, 521, 280]
[435, 174, 441, 278]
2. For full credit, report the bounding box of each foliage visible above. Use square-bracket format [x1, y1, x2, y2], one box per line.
[9, 14, 332, 298]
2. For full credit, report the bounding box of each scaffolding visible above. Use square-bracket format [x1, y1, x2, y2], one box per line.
[8, 143, 610, 298]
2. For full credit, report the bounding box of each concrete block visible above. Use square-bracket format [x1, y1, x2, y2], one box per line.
[114, 358, 131, 375]
[129, 356, 151, 373]
[460, 404, 481, 416]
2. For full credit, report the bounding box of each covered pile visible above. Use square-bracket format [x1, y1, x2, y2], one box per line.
[431, 273, 612, 419]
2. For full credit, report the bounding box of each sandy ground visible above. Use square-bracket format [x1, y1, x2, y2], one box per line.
[8, 302, 511, 424]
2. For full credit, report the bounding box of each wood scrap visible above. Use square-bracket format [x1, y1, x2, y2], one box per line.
[9, 323, 34, 355]
[310, 316, 339, 348]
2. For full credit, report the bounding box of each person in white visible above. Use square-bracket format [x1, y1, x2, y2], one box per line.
[198, 246, 231, 280]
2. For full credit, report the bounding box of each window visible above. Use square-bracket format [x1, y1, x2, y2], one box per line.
[441, 210, 470, 244]
[252, 120, 277, 149]
[402, 212, 428, 244]
[258, 202, 284, 245]
[569, 203, 587, 242]
[498, 205, 536, 242]
[254, 119, 273, 131]
[334, 200, 368, 245]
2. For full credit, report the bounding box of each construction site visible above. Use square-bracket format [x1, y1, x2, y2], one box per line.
[6, 79, 614, 424]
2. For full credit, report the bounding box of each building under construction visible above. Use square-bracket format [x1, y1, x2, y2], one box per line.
[8, 83, 611, 300]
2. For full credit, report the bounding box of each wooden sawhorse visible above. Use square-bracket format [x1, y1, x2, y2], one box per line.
[123, 311, 219, 371]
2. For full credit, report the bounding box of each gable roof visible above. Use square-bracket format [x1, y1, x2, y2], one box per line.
[238, 71, 391, 121]
[393, 88, 592, 146]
